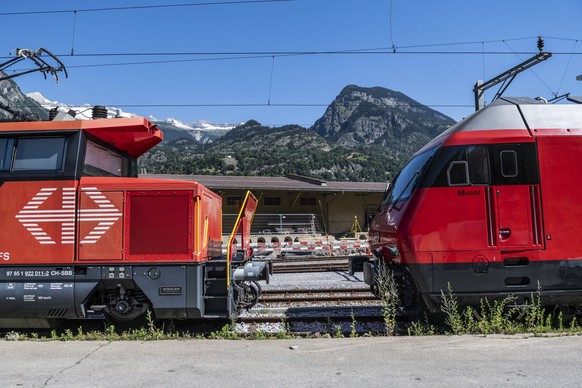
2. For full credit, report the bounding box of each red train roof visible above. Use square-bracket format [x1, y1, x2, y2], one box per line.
[0, 117, 162, 157]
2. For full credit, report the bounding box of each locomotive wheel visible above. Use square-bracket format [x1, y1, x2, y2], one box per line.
[105, 305, 153, 330]
[103, 288, 153, 330]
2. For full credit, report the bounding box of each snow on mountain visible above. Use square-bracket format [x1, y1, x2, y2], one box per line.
[26, 92, 239, 133]
[26, 92, 54, 106]
[165, 117, 192, 130]
[159, 117, 239, 132]
[26, 92, 135, 120]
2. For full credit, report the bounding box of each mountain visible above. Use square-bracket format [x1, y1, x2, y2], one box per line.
[0, 74, 48, 121]
[26, 92, 237, 144]
[312, 85, 455, 153]
[140, 120, 335, 176]
[0, 78, 456, 181]
[141, 86, 456, 181]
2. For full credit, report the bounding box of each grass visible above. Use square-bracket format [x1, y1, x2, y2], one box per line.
[433, 282, 582, 336]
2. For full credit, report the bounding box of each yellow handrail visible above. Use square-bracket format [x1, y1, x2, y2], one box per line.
[226, 191, 258, 288]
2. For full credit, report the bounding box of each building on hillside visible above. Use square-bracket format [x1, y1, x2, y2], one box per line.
[143, 173, 387, 243]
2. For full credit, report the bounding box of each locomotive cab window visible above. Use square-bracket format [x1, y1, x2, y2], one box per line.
[381, 148, 436, 208]
[0, 138, 14, 171]
[500, 150, 518, 177]
[13, 137, 66, 171]
[83, 140, 133, 177]
[467, 146, 490, 185]
[422, 144, 492, 188]
[447, 161, 469, 186]
[446, 146, 489, 186]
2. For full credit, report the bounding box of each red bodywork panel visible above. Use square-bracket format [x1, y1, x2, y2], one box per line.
[5, 180, 77, 264]
[3, 177, 222, 265]
[77, 177, 222, 263]
[536, 133, 582, 261]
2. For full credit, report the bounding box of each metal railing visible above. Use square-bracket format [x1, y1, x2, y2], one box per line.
[222, 213, 324, 236]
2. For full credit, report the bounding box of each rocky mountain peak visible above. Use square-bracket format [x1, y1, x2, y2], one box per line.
[0, 73, 48, 121]
[311, 85, 455, 150]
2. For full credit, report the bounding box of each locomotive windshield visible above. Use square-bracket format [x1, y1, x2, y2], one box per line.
[380, 148, 436, 208]
[0, 136, 66, 172]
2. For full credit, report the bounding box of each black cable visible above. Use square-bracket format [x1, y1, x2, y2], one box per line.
[70, 11, 77, 55]
[2, 50, 580, 62]
[0, 0, 294, 16]
[267, 56, 275, 105]
[557, 40, 579, 95]
[9, 102, 473, 109]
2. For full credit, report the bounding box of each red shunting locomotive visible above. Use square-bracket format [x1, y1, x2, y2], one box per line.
[0, 112, 269, 328]
[365, 97, 582, 317]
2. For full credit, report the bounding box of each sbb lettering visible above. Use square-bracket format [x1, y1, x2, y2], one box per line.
[1, 252, 9, 261]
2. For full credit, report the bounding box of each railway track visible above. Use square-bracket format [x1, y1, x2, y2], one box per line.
[258, 287, 378, 305]
[268, 255, 353, 273]
[238, 305, 393, 335]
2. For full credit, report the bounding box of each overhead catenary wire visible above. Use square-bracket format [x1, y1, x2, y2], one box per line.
[3, 49, 582, 60]
[3, 49, 582, 75]
[70, 11, 77, 56]
[557, 40, 579, 95]
[267, 56, 275, 105]
[9, 102, 473, 109]
[0, 0, 295, 16]
[389, 0, 396, 52]
[0, 4, 577, 118]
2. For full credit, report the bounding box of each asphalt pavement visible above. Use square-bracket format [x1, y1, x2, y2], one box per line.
[1, 334, 581, 387]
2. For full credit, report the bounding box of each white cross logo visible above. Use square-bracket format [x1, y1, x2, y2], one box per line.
[15, 187, 122, 245]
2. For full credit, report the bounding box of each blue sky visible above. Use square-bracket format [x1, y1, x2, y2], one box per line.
[2, 0, 581, 126]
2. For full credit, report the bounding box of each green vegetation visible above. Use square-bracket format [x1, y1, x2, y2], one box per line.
[375, 260, 399, 336]
[140, 124, 405, 182]
[413, 282, 580, 336]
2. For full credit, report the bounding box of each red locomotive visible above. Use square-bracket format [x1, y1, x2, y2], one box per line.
[0, 112, 269, 328]
[365, 97, 582, 317]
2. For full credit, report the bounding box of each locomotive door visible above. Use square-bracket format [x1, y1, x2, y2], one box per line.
[491, 144, 543, 250]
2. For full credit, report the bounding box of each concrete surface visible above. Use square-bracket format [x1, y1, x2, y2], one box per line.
[1, 335, 581, 387]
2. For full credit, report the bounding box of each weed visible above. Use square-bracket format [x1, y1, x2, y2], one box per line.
[333, 324, 343, 338]
[208, 324, 239, 340]
[440, 283, 464, 335]
[350, 308, 358, 338]
[5, 331, 20, 341]
[438, 281, 582, 335]
[374, 260, 399, 335]
[407, 313, 437, 336]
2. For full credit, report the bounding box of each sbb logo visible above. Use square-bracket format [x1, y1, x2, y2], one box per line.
[16, 187, 121, 245]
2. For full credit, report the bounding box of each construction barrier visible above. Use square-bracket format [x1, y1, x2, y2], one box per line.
[226, 239, 371, 257]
